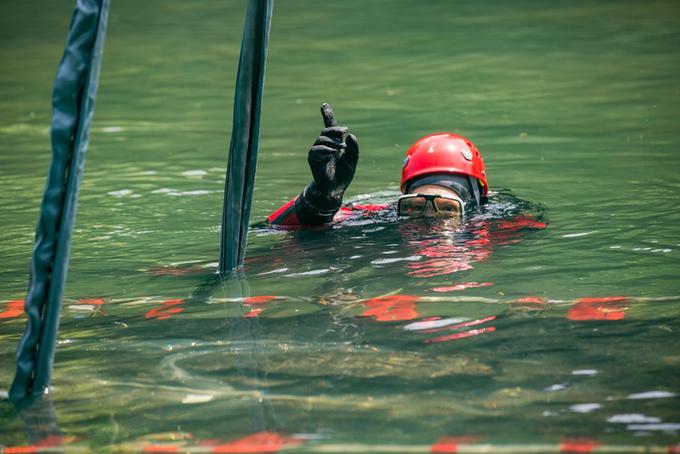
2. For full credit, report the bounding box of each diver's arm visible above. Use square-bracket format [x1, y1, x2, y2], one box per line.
[267, 199, 390, 226]
[267, 195, 301, 226]
[268, 103, 359, 226]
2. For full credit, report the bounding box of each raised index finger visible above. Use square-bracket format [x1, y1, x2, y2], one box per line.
[321, 102, 338, 128]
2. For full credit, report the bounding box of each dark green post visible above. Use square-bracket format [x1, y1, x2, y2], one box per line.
[10, 0, 110, 404]
[219, 0, 274, 274]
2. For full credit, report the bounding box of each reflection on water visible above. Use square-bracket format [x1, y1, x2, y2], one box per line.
[4, 188, 679, 449]
[252, 190, 546, 283]
[2, 0, 680, 450]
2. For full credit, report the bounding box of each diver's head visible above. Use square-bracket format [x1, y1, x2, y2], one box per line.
[398, 133, 488, 219]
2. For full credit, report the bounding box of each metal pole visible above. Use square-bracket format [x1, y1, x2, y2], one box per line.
[10, 0, 110, 404]
[219, 0, 274, 274]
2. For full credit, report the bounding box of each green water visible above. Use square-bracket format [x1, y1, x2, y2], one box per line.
[1, 0, 680, 450]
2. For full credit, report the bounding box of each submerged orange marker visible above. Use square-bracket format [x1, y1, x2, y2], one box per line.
[244, 295, 278, 304]
[567, 296, 628, 321]
[360, 295, 420, 322]
[207, 431, 303, 453]
[244, 308, 263, 318]
[77, 298, 105, 306]
[241, 295, 279, 318]
[144, 299, 185, 320]
[559, 436, 599, 453]
[143, 446, 179, 453]
[4, 435, 68, 454]
[431, 436, 481, 453]
[0, 299, 24, 319]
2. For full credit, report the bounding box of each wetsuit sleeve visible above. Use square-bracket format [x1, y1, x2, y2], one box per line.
[267, 185, 343, 227]
[266, 192, 336, 227]
[267, 200, 389, 227]
[267, 196, 301, 226]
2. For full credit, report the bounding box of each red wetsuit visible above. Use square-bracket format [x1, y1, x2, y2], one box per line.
[267, 195, 385, 227]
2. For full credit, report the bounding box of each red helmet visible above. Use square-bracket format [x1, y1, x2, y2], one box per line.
[400, 133, 489, 198]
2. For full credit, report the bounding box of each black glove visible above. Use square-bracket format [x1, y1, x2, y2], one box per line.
[295, 103, 359, 225]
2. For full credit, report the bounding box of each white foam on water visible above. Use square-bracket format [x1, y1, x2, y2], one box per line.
[68, 304, 95, 312]
[562, 231, 598, 238]
[101, 126, 124, 133]
[176, 190, 212, 196]
[627, 390, 676, 399]
[181, 170, 207, 177]
[153, 188, 214, 196]
[371, 255, 421, 265]
[291, 433, 328, 440]
[403, 318, 468, 331]
[181, 394, 214, 404]
[285, 269, 331, 277]
[572, 369, 598, 376]
[544, 383, 568, 392]
[257, 267, 289, 276]
[569, 403, 602, 413]
[626, 423, 680, 431]
[607, 414, 661, 423]
[108, 189, 134, 197]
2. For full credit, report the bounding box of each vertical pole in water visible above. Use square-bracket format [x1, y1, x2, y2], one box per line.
[219, 0, 274, 274]
[10, 0, 110, 404]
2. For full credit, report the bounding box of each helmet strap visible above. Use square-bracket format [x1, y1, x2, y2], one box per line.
[468, 175, 481, 208]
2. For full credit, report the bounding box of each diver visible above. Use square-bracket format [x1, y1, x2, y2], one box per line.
[268, 103, 489, 227]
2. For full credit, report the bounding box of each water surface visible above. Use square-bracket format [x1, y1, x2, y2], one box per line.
[1, 0, 679, 451]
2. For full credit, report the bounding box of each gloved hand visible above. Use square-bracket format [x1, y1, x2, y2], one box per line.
[295, 103, 359, 224]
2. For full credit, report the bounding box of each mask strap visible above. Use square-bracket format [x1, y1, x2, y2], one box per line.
[468, 176, 481, 208]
